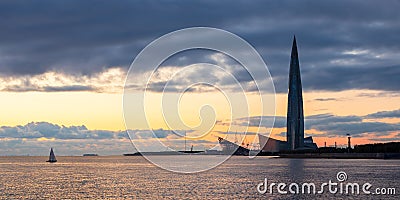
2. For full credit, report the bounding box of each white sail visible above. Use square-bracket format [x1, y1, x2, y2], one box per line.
[47, 148, 57, 162]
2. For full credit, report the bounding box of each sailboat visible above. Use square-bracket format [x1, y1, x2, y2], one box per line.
[46, 147, 57, 163]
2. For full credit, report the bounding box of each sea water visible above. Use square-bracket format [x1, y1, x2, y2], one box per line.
[0, 156, 398, 199]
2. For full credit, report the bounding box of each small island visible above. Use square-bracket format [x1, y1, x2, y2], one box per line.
[83, 153, 98, 156]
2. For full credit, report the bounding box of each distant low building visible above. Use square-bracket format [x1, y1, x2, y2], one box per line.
[304, 136, 318, 149]
[258, 134, 288, 152]
[258, 134, 318, 152]
[218, 137, 250, 156]
[83, 153, 98, 156]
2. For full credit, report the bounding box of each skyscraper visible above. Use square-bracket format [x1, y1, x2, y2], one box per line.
[286, 36, 304, 150]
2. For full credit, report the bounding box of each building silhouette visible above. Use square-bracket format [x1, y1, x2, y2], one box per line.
[287, 36, 305, 150]
[258, 36, 317, 152]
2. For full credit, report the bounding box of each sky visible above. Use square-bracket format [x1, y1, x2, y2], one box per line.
[0, 0, 400, 155]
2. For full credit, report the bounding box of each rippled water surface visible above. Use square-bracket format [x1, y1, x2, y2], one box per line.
[0, 156, 398, 199]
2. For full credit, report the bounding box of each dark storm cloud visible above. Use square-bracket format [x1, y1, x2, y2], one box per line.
[243, 109, 400, 138]
[369, 137, 400, 142]
[299, 64, 400, 92]
[310, 121, 399, 137]
[230, 68, 254, 83]
[3, 84, 96, 92]
[159, 49, 218, 67]
[0, 0, 399, 92]
[0, 0, 239, 76]
[42, 85, 96, 92]
[126, 129, 196, 139]
[365, 109, 400, 119]
[357, 92, 400, 98]
[307, 113, 399, 137]
[305, 114, 362, 130]
[313, 98, 339, 102]
[236, 116, 286, 128]
[215, 131, 258, 136]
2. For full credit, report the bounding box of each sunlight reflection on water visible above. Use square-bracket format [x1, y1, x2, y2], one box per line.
[0, 156, 398, 199]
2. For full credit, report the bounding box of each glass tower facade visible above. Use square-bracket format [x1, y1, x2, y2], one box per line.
[286, 36, 304, 150]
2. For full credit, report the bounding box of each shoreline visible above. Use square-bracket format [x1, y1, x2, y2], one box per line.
[276, 153, 400, 159]
[2, 152, 400, 159]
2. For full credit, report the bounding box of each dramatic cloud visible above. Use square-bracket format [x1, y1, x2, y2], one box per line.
[243, 109, 400, 139]
[0, 122, 127, 140]
[0, 0, 399, 93]
[0, 138, 135, 156]
[215, 131, 258, 136]
[305, 114, 362, 130]
[0, 123, 207, 155]
[236, 116, 286, 129]
[0, 122, 200, 141]
[313, 98, 339, 102]
[1, 108, 400, 155]
[1, 1, 399, 154]
[128, 129, 184, 140]
[364, 109, 400, 119]
[0, 68, 126, 93]
[309, 121, 399, 137]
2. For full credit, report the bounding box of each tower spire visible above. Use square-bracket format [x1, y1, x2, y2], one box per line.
[287, 36, 304, 150]
[291, 35, 298, 58]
